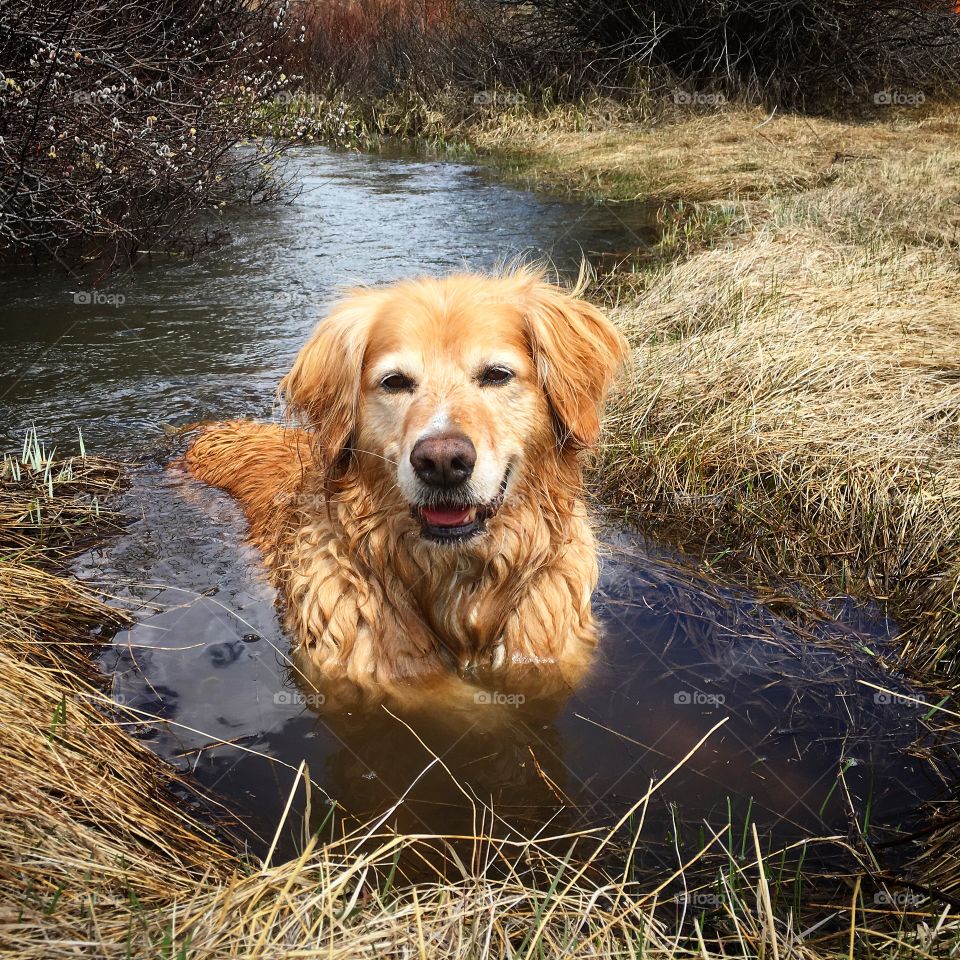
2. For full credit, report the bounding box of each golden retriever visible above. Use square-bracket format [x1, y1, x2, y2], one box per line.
[183, 268, 627, 704]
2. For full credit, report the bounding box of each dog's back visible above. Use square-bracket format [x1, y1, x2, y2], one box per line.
[183, 421, 312, 562]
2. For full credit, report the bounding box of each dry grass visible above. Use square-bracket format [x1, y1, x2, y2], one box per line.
[0, 459, 821, 959]
[553, 101, 960, 681]
[0, 432, 233, 951]
[0, 825, 857, 959]
[598, 231, 960, 676]
[470, 100, 960, 204]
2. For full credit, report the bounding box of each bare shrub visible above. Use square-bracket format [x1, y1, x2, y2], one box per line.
[273, 1, 960, 111]
[522, 0, 960, 106]
[0, 0, 293, 272]
[277, 0, 575, 100]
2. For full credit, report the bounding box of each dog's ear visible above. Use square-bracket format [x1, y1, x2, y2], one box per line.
[280, 291, 380, 476]
[523, 279, 629, 449]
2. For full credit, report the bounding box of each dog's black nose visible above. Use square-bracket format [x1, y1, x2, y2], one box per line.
[410, 433, 476, 488]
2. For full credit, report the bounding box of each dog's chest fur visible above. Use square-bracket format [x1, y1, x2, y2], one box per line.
[277, 481, 599, 689]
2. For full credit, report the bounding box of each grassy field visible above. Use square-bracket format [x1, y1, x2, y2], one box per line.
[5, 98, 960, 955]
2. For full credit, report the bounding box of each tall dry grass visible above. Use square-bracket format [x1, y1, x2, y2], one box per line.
[0, 432, 233, 950]
[468, 103, 960, 203]
[588, 106, 960, 680]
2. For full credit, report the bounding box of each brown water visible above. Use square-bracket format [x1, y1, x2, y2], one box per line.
[1, 147, 955, 906]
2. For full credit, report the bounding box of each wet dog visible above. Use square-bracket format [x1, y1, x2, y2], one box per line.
[183, 269, 627, 704]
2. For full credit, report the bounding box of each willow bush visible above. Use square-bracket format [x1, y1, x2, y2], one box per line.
[0, 0, 293, 271]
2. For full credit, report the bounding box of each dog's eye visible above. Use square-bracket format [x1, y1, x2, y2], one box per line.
[478, 365, 513, 386]
[379, 372, 415, 392]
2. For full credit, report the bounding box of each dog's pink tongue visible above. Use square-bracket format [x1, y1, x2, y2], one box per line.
[422, 505, 472, 527]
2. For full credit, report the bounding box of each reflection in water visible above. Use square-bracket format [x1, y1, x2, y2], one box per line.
[2, 147, 957, 898]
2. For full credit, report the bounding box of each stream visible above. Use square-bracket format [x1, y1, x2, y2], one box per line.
[1, 146, 955, 907]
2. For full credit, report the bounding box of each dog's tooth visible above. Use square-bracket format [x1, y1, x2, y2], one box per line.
[491, 642, 506, 670]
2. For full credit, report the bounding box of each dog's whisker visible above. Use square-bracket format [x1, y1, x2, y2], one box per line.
[348, 447, 400, 467]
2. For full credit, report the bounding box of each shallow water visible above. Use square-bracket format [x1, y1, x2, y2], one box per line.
[2, 147, 955, 896]
[83, 463, 949, 879]
[0, 147, 654, 451]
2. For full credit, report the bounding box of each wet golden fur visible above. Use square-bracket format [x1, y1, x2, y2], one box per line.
[183, 269, 627, 703]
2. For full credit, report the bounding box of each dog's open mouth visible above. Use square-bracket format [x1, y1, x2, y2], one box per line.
[415, 500, 502, 542]
[418, 504, 486, 541]
[413, 470, 510, 543]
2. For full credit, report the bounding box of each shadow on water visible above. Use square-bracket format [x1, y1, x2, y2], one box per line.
[2, 147, 958, 918]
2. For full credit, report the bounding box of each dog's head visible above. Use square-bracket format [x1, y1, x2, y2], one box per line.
[281, 270, 628, 545]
